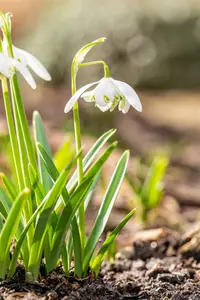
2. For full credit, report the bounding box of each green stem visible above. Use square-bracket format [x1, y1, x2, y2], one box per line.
[11, 75, 37, 169]
[9, 79, 34, 251]
[79, 61, 110, 77]
[71, 65, 85, 250]
[71, 59, 110, 254]
[1, 77, 22, 190]
[2, 32, 35, 247]
[4, 32, 37, 170]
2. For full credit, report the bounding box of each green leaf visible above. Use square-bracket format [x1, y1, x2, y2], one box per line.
[37, 143, 82, 276]
[28, 160, 76, 280]
[8, 158, 76, 280]
[84, 172, 100, 211]
[0, 186, 13, 214]
[83, 142, 117, 184]
[91, 208, 136, 275]
[0, 173, 17, 200]
[28, 163, 46, 206]
[28, 162, 53, 267]
[67, 129, 116, 190]
[48, 176, 94, 275]
[0, 188, 30, 279]
[33, 111, 53, 192]
[54, 137, 75, 172]
[0, 177, 29, 268]
[141, 156, 168, 208]
[83, 150, 129, 274]
[0, 199, 8, 219]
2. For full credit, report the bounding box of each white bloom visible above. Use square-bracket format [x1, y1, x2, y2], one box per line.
[64, 77, 142, 114]
[3, 42, 51, 81]
[0, 52, 36, 89]
[13, 46, 51, 81]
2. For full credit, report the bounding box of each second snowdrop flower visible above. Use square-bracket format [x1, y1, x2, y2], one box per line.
[64, 77, 142, 114]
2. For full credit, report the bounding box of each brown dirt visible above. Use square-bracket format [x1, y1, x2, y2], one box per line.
[1, 228, 200, 300]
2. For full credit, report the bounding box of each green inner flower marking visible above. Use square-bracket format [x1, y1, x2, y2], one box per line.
[104, 95, 110, 103]
[110, 94, 120, 111]
[119, 95, 126, 109]
[91, 95, 96, 102]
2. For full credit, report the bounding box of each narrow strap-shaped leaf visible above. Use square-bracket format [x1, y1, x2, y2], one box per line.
[48, 176, 94, 274]
[83, 150, 129, 273]
[28, 162, 54, 267]
[33, 111, 53, 192]
[61, 245, 69, 276]
[83, 142, 117, 183]
[0, 188, 30, 279]
[37, 143, 82, 275]
[67, 129, 116, 190]
[84, 172, 100, 211]
[70, 218, 82, 277]
[0, 180, 29, 268]
[141, 156, 168, 208]
[0, 186, 13, 213]
[28, 158, 76, 280]
[8, 158, 76, 279]
[54, 137, 75, 172]
[91, 208, 136, 275]
[28, 163, 46, 206]
[66, 231, 73, 274]
[0, 201, 7, 219]
[37, 143, 60, 181]
[0, 173, 17, 200]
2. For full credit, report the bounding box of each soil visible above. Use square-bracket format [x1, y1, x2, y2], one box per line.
[1, 228, 200, 300]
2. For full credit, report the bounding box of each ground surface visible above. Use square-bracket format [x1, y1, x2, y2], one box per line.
[1, 228, 200, 299]
[1, 89, 200, 299]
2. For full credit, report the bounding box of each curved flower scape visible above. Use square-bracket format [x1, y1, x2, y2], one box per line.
[64, 77, 142, 114]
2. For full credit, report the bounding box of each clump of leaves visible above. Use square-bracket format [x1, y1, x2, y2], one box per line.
[126, 156, 169, 224]
[0, 11, 136, 281]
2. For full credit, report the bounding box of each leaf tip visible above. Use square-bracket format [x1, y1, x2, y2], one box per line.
[24, 187, 30, 194]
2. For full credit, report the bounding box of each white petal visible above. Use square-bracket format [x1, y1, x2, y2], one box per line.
[81, 90, 95, 102]
[14, 46, 51, 81]
[14, 61, 36, 89]
[0, 53, 13, 77]
[94, 78, 116, 106]
[119, 100, 130, 114]
[64, 80, 100, 113]
[12, 46, 28, 65]
[111, 79, 142, 112]
[96, 103, 112, 112]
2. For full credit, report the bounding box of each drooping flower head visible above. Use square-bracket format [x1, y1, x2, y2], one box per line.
[2, 42, 51, 82]
[0, 52, 36, 89]
[12, 45, 51, 81]
[64, 36, 142, 114]
[64, 77, 142, 114]
[0, 11, 51, 87]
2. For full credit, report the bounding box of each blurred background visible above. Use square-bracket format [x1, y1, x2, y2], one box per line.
[1, 0, 200, 238]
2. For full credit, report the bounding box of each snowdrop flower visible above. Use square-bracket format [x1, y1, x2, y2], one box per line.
[0, 52, 36, 89]
[64, 77, 142, 114]
[2, 42, 51, 81]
